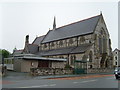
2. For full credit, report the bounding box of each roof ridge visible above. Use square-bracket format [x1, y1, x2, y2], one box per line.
[32, 35, 45, 44]
[42, 14, 101, 43]
[56, 14, 101, 30]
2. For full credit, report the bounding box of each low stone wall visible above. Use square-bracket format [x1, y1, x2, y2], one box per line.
[30, 68, 74, 76]
[87, 68, 114, 74]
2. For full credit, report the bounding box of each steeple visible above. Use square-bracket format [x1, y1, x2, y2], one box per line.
[53, 16, 56, 30]
[100, 11, 102, 15]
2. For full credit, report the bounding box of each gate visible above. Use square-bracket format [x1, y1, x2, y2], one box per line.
[74, 60, 87, 74]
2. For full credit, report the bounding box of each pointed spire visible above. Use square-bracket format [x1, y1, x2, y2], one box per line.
[100, 11, 102, 15]
[53, 16, 56, 30]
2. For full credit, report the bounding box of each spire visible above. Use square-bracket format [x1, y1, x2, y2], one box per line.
[53, 16, 56, 30]
[100, 11, 102, 15]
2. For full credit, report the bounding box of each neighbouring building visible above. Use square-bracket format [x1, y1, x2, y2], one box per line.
[13, 54, 66, 72]
[8, 13, 113, 73]
[113, 48, 120, 67]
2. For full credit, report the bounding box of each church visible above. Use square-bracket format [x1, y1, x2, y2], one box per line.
[12, 13, 113, 72]
[27, 13, 113, 68]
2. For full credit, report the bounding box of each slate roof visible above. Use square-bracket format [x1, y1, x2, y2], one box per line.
[32, 35, 45, 45]
[23, 56, 67, 62]
[27, 44, 39, 54]
[113, 48, 120, 52]
[37, 44, 92, 56]
[13, 54, 67, 61]
[70, 44, 92, 54]
[42, 15, 101, 43]
[13, 50, 23, 55]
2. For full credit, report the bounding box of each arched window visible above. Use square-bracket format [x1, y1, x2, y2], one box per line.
[82, 55, 87, 61]
[44, 44, 47, 48]
[99, 27, 107, 53]
[51, 42, 54, 47]
[71, 56, 74, 65]
[71, 55, 76, 65]
[69, 38, 73, 44]
[80, 36, 85, 43]
[59, 40, 63, 46]
[89, 51, 93, 62]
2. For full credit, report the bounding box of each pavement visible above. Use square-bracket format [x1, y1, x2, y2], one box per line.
[3, 70, 114, 81]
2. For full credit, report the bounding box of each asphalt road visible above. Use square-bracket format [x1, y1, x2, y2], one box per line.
[2, 75, 119, 88]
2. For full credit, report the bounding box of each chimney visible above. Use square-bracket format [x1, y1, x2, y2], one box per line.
[25, 35, 29, 45]
[24, 35, 29, 53]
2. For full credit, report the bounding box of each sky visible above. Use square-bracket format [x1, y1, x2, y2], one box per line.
[0, 0, 118, 53]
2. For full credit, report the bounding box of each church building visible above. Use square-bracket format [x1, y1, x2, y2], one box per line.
[12, 13, 113, 72]
[29, 13, 113, 69]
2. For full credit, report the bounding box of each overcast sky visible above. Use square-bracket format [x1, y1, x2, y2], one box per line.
[0, 1, 118, 53]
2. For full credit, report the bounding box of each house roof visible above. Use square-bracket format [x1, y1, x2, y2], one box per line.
[42, 14, 101, 43]
[113, 48, 120, 52]
[37, 44, 92, 56]
[32, 35, 45, 45]
[13, 50, 23, 55]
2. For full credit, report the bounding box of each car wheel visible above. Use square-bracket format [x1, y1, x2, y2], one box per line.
[116, 76, 118, 79]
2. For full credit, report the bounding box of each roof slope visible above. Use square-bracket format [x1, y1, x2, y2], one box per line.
[27, 44, 39, 54]
[32, 35, 45, 45]
[37, 44, 92, 56]
[42, 15, 101, 43]
[13, 50, 23, 55]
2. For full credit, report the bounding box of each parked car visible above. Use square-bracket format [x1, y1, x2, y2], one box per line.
[114, 67, 120, 79]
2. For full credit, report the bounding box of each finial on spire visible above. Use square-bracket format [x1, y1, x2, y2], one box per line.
[53, 16, 56, 30]
[36, 35, 38, 38]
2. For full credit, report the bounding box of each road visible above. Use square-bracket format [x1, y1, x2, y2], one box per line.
[2, 74, 119, 88]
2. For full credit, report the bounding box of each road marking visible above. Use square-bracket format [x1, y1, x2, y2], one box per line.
[73, 79, 97, 84]
[80, 80, 97, 83]
[49, 84, 56, 86]
[19, 84, 56, 88]
[73, 82, 79, 84]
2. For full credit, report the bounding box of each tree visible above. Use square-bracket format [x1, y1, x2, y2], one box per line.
[0, 49, 11, 58]
[0, 49, 11, 64]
